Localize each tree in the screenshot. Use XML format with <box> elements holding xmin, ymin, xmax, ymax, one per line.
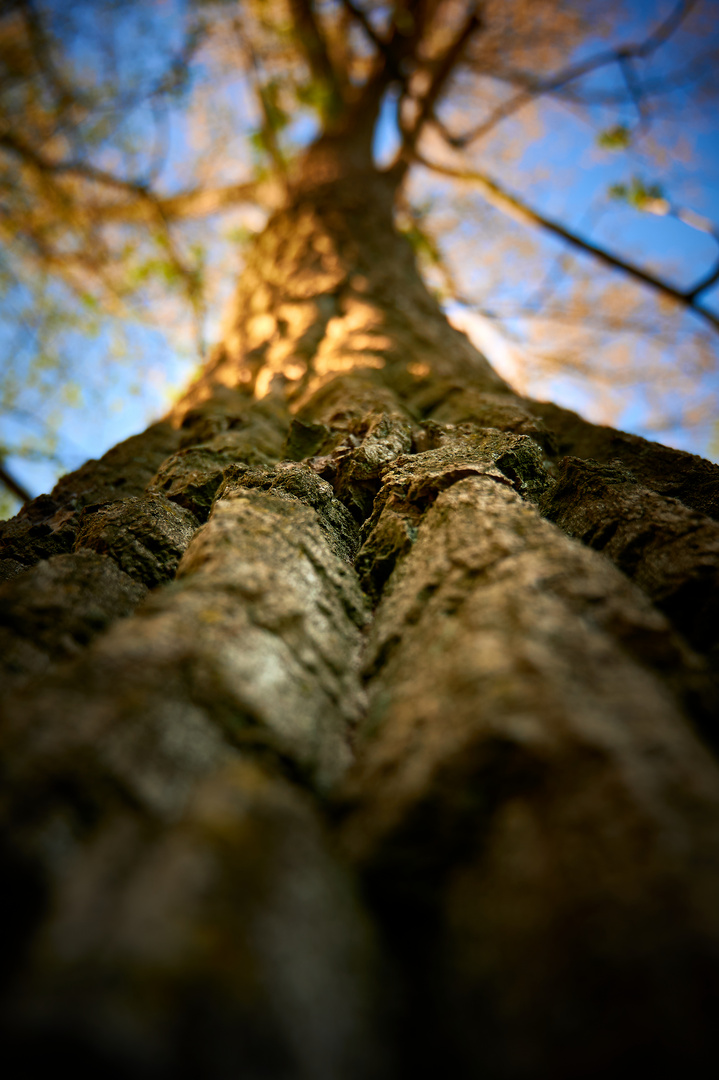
<box><xmin>2</xmin><ymin>0</ymin><xmax>718</xmax><ymax>500</ymax></box>
<box><xmin>2</xmin><ymin>1</ymin><xmax>719</xmax><ymax>1076</ymax></box>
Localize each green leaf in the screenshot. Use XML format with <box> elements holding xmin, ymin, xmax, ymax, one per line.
<box><xmin>62</xmin><ymin>382</ymin><xmax>83</xmax><ymax>407</ymax></box>
<box><xmin>295</xmin><ymin>80</ymin><xmax>335</xmax><ymax>120</ymax></box>
<box><xmin>598</xmin><ymin>125</ymin><xmax>632</xmax><ymax>150</ymax></box>
<box><xmin>608</xmin><ymin>176</ymin><xmax>665</xmax><ymax>209</ymax></box>
<box><xmin>400</xmin><ymin>224</ymin><xmax>441</xmax><ymax>266</ymax></box>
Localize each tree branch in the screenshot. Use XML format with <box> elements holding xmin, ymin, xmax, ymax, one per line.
<box><xmin>19</xmin><ymin>0</ymin><xmax>75</xmax><ymax>114</ymax></box>
<box><xmin>0</xmin><ymin>130</ymin><xmax>217</xmax><ymax>350</ymax></box>
<box><xmin>232</xmin><ymin>18</ymin><xmax>289</xmax><ymax>185</ymax></box>
<box><xmin>288</xmin><ymin>0</ymin><xmax>344</xmax><ymax>118</ymax></box>
<box><xmin>387</xmin><ymin>2</ymin><xmax>482</xmax><ymax>187</ymax></box>
<box><xmin>613</xmin><ymin>192</ymin><xmax>719</xmax><ymax>300</ymax></box>
<box><xmin>446</xmin><ymin>0</ymin><xmax>699</xmax><ymax>148</ymax></box>
<box><xmin>414</xmin><ymin>153</ymin><xmax>719</xmax><ymax>334</ymax></box>
<box><xmin>0</xmin><ymin>127</ymin><xmax>277</xmax><ymax>216</ymax></box>
<box><xmin>686</xmin><ymin>258</ymin><xmax>719</xmax><ymax>301</ymax></box>
<box><xmin>339</xmin><ymin>0</ymin><xmax>388</xmax><ymax>54</ymax></box>
<box><xmin>145</xmin><ymin>181</ymin><xmax>280</xmax><ymax>219</ymax></box>
<box><xmin>0</xmin><ymin>131</ymin><xmax>154</xmax><ymax>200</ymax></box>
<box><xmin>0</xmin><ymin>461</ymin><xmax>31</xmax><ymax>505</ymax></box>
<box><xmin>401</xmin><ymin>4</ymin><xmax>482</xmax><ymax>152</ymax></box>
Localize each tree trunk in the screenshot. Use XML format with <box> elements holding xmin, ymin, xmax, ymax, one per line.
<box><xmin>2</xmin><ymin>143</ymin><xmax>719</xmax><ymax>1079</ymax></box>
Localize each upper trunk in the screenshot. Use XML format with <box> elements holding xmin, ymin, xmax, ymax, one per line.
<box><xmin>181</xmin><ymin>148</ymin><xmax>507</xmax><ymax>419</ymax></box>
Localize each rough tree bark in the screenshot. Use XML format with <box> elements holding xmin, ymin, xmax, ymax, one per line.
<box><xmin>2</xmin><ymin>127</ymin><xmax>719</xmax><ymax>1080</ymax></box>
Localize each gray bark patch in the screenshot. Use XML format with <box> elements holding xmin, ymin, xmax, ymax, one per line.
<box><xmin>218</xmin><ymin>461</ymin><xmax>361</xmax><ymax>562</ymax></box>
<box><xmin>147</xmin><ymin>445</ymin><xmax>264</xmax><ymax>522</ymax></box>
<box><xmin>75</xmin><ymin>494</ymin><xmax>199</xmax><ymax>588</ymax></box>
<box><xmin>356</xmin><ymin>429</ymin><xmax>550</xmax><ymax>602</ymax></box>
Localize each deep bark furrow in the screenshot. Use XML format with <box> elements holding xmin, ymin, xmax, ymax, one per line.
<box><xmin>355</xmin><ymin>426</ymin><xmax>549</xmax><ymax>603</ymax></box>
<box><xmin>0</xmin><ymin>398</ymin><xmax>290</xmax><ymax>679</ymax></box>
<box><xmin>216</xmin><ymin>461</ymin><xmax>362</xmax><ymax>564</ymax></box>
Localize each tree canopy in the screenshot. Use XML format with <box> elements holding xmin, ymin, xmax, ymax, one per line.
<box><xmin>1</xmin><ymin>0</ymin><xmax>718</xmax><ymax>515</ymax></box>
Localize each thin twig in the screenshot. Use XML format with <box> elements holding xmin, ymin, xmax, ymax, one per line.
<box><xmin>446</xmin><ymin>0</ymin><xmax>699</xmax><ymax>148</ymax></box>
<box><xmin>400</xmin><ymin>4</ymin><xmax>482</xmax><ymax>156</ymax></box>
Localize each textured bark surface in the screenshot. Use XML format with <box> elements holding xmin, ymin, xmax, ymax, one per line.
<box><xmin>0</xmin><ymin>421</ymin><xmax>182</xmax><ymax>583</ymax></box>
<box><xmin>342</xmin><ymin>473</ymin><xmax>719</xmax><ymax>1077</ymax></box>
<box><xmin>529</xmin><ymin>398</ymin><xmax>719</xmax><ymax>521</ymax></box>
<box><xmin>0</xmin><ymin>552</ymin><xmax>147</xmax><ymax>688</ymax></box>
<box><xmin>2</xmin><ymin>148</ymin><xmax>719</xmax><ymax>1078</ymax></box>
<box><xmin>539</xmin><ymin>457</ymin><xmax>719</xmax><ymax>668</ymax></box>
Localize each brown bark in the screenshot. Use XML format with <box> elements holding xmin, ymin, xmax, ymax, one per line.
<box><xmin>2</xmin><ymin>142</ymin><xmax>719</xmax><ymax>1078</ymax></box>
